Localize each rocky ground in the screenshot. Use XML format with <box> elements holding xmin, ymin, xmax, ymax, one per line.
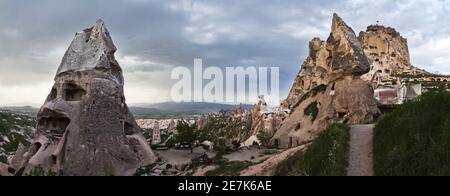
<box><xmin>148</xmin><ymin>147</ymin><xmax>278</xmax><ymax>176</ymax></box>
<box><xmin>223</xmin><ymin>148</ymin><xmax>275</xmax><ymax>163</ymax></box>
<box><xmin>240</xmin><ymin>145</ymin><xmax>307</xmax><ymax>176</ymax></box>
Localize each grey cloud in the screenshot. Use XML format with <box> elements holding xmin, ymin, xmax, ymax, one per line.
<box><xmin>0</xmin><ymin>0</ymin><xmax>449</xmax><ymax>105</ymax></box>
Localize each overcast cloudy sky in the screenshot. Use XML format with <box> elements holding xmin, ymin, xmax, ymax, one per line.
<box><xmin>0</xmin><ymin>0</ymin><xmax>449</xmax><ymax>106</ymax></box>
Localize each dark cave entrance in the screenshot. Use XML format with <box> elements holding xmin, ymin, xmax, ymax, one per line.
<box><xmin>121</xmin><ymin>121</ymin><xmax>134</xmax><ymax>135</ymax></box>
<box><xmin>38</xmin><ymin>117</ymin><xmax>71</xmax><ymax>136</ymax></box>
<box><xmin>63</xmin><ymin>83</ymin><xmax>86</xmax><ymax>101</ymax></box>
<box><xmin>28</xmin><ymin>142</ymin><xmax>42</xmax><ymax>158</ymax></box>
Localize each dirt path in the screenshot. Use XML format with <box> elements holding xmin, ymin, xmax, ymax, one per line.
<box><xmin>347</xmin><ymin>124</ymin><xmax>374</xmax><ymax>176</ymax></box>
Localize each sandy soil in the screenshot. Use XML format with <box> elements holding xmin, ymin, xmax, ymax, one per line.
<box><xmin>347</xmin><ymin>124</ymin><xmax>374</xmax><ymax>176</ymax></box>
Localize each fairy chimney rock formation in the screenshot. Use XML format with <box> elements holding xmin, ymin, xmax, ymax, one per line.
<box><xmin>358</xmin><ymin>25</ymin><xmax>427</xmax><ymax>83</ymax></box>
<box><xmin>274</xmin><ymin>14</ymin><xmax>380</xmax><ymax>148</ymax></box>
<box><xmin>359</xmin><ymin>25</ymin><xmax>410</xmax><ymax>67</ymax></box>
<box><xmin>286</xmin><ymin>14</ymin><xmax>371</xmax><ymax>106</ymax></box>
<box><xmin>327</xmin><ymin>14</ymin><xmax>370</xmax><ymax>78</ymax></box>
<box><xmin>13</xmin><ymin>20</ymin><xmax>156</xmax><ymax>176</ymax></box>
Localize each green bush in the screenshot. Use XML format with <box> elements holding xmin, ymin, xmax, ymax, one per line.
<box><xmin>304</xmin><ymin>101</ymin><xmax>319</xmax><ymax>121</ymax></box>
<box><xmin>373</xmin><ymin>91</ymin><xmax>450</xmax><ymax>176</ymax></box>
<box><xmin>292</xmin><ymin>84</ymin><xmax>327</xmax><ymax>110</ymax></box>
<box><xmin>275</xmin><ymin>123</ymin><xmax>350</xmax><ymax>176</ymax></box>
<box><xmin>198</xmin><ymin>111</ymin><xmax>245</xmax><ymax>151</ymax></box>
<box><xmin>173</xmin><ymin>120</ymin><xmax>198</xmax><ymax>147</ymax></box>
<box><xmin>26</xmin><ymin>165</ymin><xmax>59</xmax><ymax>176</ymax></box>
<box><xmin>257</xmin><ymin>131</ymin><xmax>273</xmax><ymax>147</ymax></box>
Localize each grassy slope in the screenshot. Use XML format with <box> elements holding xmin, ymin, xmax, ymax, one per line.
<box><xmin>275</xmin><ymin>123</ymin><xmax>350</xmax><ymax>176</ymax></box>
<box><xmin>373</xmin><ymin>91</ymin><xmax>450</xmax><ymax>176</ymax></box>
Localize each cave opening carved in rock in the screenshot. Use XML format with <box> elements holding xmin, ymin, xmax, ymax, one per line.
<box><xmin>121</xmin><ymin>121</ymin><xmax>135</xmax><ymax>135</ymax></box>
<box><xmin>63</xmin><ymin>83</ymin><xmax>86</xmax><ymax>101</ymax></box>
<box><xmin>38</xmin><ymin>117</ymin><xmax>71</xmax><ymax>137</ymax></box>
<box><xmin>28</xmin><ymin>142</ymin><xmax>42</xmax><ymax>158</ymax></box>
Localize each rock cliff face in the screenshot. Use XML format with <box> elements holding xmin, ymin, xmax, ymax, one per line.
<box><xmin>285</xmin><ymin>38</ymin><xmax>329</xmax><ymax>106</ymax></box>
<box><xmin>286</xmin><ymin>14</ymin><xmax>371</xmax><ymax>106</ymax></box>
<box><xmin>12</xmin><ymin>20</ymin><xmax>156</xmax><ymax>176</ymax></box>
<box><xmin>273</xmin><ymin>14</ymin><xmax>380</xmax><ymax>148</ymax></box>
<box><xmin>327</xmin><ymin>14</ymin><xmax>370</xmax><ymax>78</ymax></box>
<box><xmin>357</xmin><ymin>25</ymin><xmax>450</xmax><ymax>104</ymax></box>
<box><xmin>359</xmin><ymin>25</ymin><xmax>427</xmax><ymax>84</ymax></box>
<box><xmin>230</xmin><ymin>96</ymin><xmax>285</xmax><ymax>146</ymax></box>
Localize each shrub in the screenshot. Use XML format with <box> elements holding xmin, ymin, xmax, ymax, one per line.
<box><xmin>304</xmin><ymin>101</ymin><xmax>319</xmax><ymax>121</ymax></box>
<box><xmin>275</xmin><ymin>123</ymin><xmax>350</xmax><ymax>176</ymax></box>
<box><xmin>198</xmin><ymin>111</ymin><xmax>245</xmax><ymax>151</ymax></box>
<box><xmin>205</xmin><ymin>161</ymin><xmax>253</xmax><ymax>176</ymax></box>
<box><xmin>257</xmin><ymin>131</ymin><xmax>273</xmax><ymax>147</ymax></box>
<box><xmin>292</xmin><ymin>84</ymin><xmax>327</xmax><ymax>110</ymax></box>
<box><xmin>26</xmin><ymin>166</ymin><xmax>59</xmax><ymax>176</ymax></box>
<box><xmin>173</xmin><ymin>120</ymin><xmax>198</xmax><ymax>147</ymax></box>
<box><xmin>373</xmin><ymin>91</ymin><xmax>450</xmax><ymax>176</ymax></box>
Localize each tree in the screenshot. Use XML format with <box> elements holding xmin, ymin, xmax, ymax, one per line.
<box><xmin>257</xmin><ymin>131</ymin><xmax>273</xmax><ymax>147</ymax></box>
<box><xmin>173</xmin><ymin>120</ymin><xmax>198</xmax><ymax>152</ymax></box>
<box><xmin>197</xmin><ymin>111</ymin><xmax>245</xmax><ymax>153</ymax></box>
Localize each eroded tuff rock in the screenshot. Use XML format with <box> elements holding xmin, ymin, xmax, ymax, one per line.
<box><xmin>12</xmin><ymin>20</ymin><xmax>156</xmax><ymax>176</ymax></box>
<box><xmin>327</xmin><ymin>14</ymin><xmax>370</xmax><ymax>79</ymax></box>
<box><xmin>359</xmin><ymin>25</ymin><xmax>426</xmax><ymax>84</ymax></box>
<box><xmin>286</xmin><ymin>38</ymin><xmax>330</xmax><ymax>106</ymax></box>
<box><xmin>0</xmin><ymin>162</ymin><xmax>13</xmax><ymax>176</ymax></box>
<box><xmin>231</xmin><ymin>96</ymin><xmax>285</xmax><ymax>146</ymax></box>
<box><xmin>286</xmin><ymin>14</ymin><xmax>370</xmax><ymax>106</ymax></box>
<box><xmin>273</xmin><ymin>14</ymin><xmax>380</xmax><ymax>148</ymax></box>
<box><xmin>357</xmin><ymin>25</ymin><xmax>450</xmax><ymax>103</ymax></box>
<box><xmin>274</xmin><ymin>77</ymin><xmax>379</xmax><ymax>148</ymax></box>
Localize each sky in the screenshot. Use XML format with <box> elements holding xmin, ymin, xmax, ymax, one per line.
<box><xmin>0</xmin><ymin>0</ymin><xmax>449</xmax><ymax>106</ymax></box>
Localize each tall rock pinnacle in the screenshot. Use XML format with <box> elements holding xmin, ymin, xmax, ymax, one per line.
<box><xmin>274</xmin><ymin>14</ymin><xmax>379</xmax><ymax>148</ymax></box>
<box><xmin>12</xmin><ymin>20</ymin><xmax>156</xmax><ymax>176</ymax></box>
<box><xmin>327</xmin><ymin>13</ymin><xmax>370</xmax><ymax>78</ymax></box>
<box><xmin>57</xmin><ymin>19</ymin><xmax>123</xmax><ymax>84</ymax></box>
<box><xmin>286</xmin><ymin>13</ymin><xmax>372</xmax><ymax>106</ymax></box>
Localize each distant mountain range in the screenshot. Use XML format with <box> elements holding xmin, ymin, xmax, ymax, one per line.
<box><xmin>0</xmin><ymin>106</ymin><xmax>39</xmax><ymax>115</ymax></box>
<box><xmin>0</xmin><ymin>102</ymin><xmax>254</xmax><ymax>119</ymax></box>
<box><xmin>132</xmin><ymin>102</ymin><xmax>253</xmax><ymax>113</ymax></box>
<box><xmin>129</xmin><ymin>102</ymin><xmax>253</xmax><ymax>119</ymax></box>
